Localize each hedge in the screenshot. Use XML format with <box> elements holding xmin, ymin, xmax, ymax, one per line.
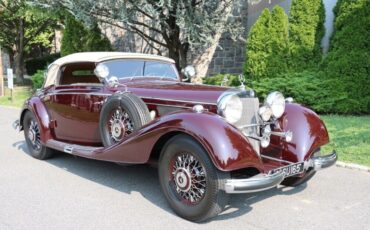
<box><xmin>203</xmin><ymin>72</ymin><xmax>369</xmax><ymax>115</ymax></box>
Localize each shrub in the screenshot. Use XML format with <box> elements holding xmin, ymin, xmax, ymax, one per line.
<box><xmin>31</xmin><ymin>70</ymin><xmax>45</xmax><ymax>90</ymax></box>
<box><xmin>204</xmin><ymin>71</ymin><xmax>369</xmax><ymax>115</ymax></box>
<box><xmin>203</xmin><ymin>74</ymin><xmax>239</xmax><ymax>87</ymax></box>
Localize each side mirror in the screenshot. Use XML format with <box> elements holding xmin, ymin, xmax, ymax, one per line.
<box><xmin>181</xmin><ymin>65</ymin><xmax>196</xmax><ymax>82</ymax></box>
<box><xmin>107</xmin><ymin>76</ymin><xmax>119</xmax><ymax>88</ymax></box>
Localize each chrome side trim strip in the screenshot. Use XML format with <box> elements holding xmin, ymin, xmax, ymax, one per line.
<box><xmin>140</xmin><ymin>96</ymin><xmax>217</xmax><ymax>105</ymax></box>
<box><xmin>145</xmin><ymin>103</ymin><xmax>191</xmax><ymax>109</ymax></box>
<box><xmin>48</xmin><ymin>92</ymin><xmax>111</xmax><ymax>96</ymax></box>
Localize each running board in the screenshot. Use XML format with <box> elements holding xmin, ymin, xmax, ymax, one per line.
<box><xmin>46</xmin><ymin>139</ymin><xmax>104</xmax><ymax>155</ymax></box>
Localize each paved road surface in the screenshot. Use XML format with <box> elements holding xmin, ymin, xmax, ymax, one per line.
<box><xmin>0</xmin><ymin>106</ymin><xmax>369</xmax><ymax>230</ymax></box>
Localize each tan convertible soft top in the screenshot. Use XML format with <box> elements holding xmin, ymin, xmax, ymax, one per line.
<box><xmin>52</xmin><ymin>52</ymin><xmax>175</xmax><ymax>66</ymax></box>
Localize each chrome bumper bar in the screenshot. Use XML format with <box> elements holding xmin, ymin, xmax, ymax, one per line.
<box><xmin>307</xmin><ymin>151</ymin><xmax>338</xmax><ymax>170</ymax></box>
<box><xmin>224</xmin><ymin>171</ymin><xmax>285</xmax><ymax>194</ymax></box>
<box><xmin>12</xmin><ymin>119</ymin><xmax>20</xmax><ymax>131</ymax></box>
<box><xmin>224</xmin><ymin>151</ymin><xmax>337</xmax><ymax>194</ymax></box>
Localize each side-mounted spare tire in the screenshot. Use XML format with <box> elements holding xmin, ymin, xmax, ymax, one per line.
<box><xmin>99</xmin><ymin>93</ymin><xmax>151</xmax><ymax>147</ymax></box>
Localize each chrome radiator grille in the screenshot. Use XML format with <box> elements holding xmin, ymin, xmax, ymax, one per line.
<box><xmin>234</xmin><ymin>97</ymin><xmax>260</xmax><ymax>155</ymax></box>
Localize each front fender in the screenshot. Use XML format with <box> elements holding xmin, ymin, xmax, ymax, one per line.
<box><xmin>102</xmin><ymin>110</ymin><xmax>264</xmax><ymax>172</ymax></box>
<box><xmin>274</xmin><ymin>103</ymin><xmax>329</xmax><ymax>162</ymax></box>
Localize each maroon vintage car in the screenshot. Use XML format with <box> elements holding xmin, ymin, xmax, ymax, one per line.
<box><xmin>13</xmin><ymin>52</ymin><xmax>337</xmax><ymax>222</ymax></box>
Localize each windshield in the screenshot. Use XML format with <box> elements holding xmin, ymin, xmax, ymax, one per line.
<box><xmin>99</xmin><ymin>59</ymin><xmax>178</xmax><ymax>79</ymax></box>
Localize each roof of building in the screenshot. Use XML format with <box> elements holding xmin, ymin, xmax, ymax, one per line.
<box><xmin>52</xmin><ymin>52</ymin><xmax>175</xmax><ymax>66</ymax></box>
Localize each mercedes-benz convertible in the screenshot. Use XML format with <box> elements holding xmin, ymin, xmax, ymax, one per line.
<box><xmin>13</xmin><ymin>52</ymin><xmax>337</xmax><ymax>222</ymax></box>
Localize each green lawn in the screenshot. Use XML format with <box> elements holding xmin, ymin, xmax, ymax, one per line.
<box><xmin>0</xmin><ymin>86</ymin><xmax>32</xmax><ymax>108</ymax></box>
<box><xmin>321</xmin><ymin>115</ymin><xmax>370</xmax><ymax>167</ymax></box>
<box><xmin>1</xmin><ymin>87</ymin><xmax>369</xmax><ymax>166</ymax></box>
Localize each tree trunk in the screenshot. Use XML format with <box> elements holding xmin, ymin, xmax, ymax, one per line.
<box><xmin>166</xmin><ymin>34</ymin><xmax>188</xmax><ymax>71</ymax></box>
<box><xmin>165</xmin><ymin>2</ymin><xmax>189</xmax><ymax>72</ymax></box>
<box><xmin>15</xmin><ymin>19</ymin><xmax>25</xmax><ymax>83</ymax></box>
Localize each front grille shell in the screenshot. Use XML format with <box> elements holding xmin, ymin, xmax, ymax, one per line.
<box><xmin>234</xmin><ymin>97</ymin><xmax>260</xmax><ymax>155</ymax></box>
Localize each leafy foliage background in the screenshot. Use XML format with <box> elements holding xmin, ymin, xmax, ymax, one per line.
<box><xmin>207</xmin><ymin>0</ymin><xmax>369</xmax><ymax>114</ymax></box>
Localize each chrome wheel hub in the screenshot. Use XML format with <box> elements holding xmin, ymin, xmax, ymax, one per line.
<box><xmin>108</xmin><ymin>107</ymin><xmax>134</xmax><ymax>142</ymax></box>
<box><xmin>111</xmin><ymin>120</ymin><xmax>125</xmax><ymax>141</ymax></box>
<box><xmin>171</xmin><ymin>153</ymin><xmax>206</xmax><ymax>204</ymax></box>
<box><xmin>174</xmin><ymin>168</ymin><xmax>191</xmax><ymax>192</ymax></box>
<box><xmin>28</xmin><ymin>129</ymin><xmax>36</xmax><ymax>142</ymax></box>
<box><xmin>28</xmin><ymin>120</ymin><xmax>41</xmax><ymax>150</ymax></box>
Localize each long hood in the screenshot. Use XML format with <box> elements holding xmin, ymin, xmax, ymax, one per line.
<box><xmin>122</xmin><ymin>78</ymin><xmax>229</xmax><ymax>105</ymax></box>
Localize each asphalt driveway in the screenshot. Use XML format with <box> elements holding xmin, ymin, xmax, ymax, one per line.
<box><xmin>0</xmin><ymin>106</ymin><xmax>369</xmax><ymax>230</ymax></box>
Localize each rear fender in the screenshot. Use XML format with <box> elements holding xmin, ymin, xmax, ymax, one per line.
<box><xmin>102</xmin><ymin>110</ymin><xmax>264</xmax><ymax>172</ymax></box>
<box><xmin>20</xmin><ymin>97</ymin><xmax>53</xmax><ymax>144</ymax></box>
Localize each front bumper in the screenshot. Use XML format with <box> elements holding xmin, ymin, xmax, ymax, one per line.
<box><xmin>306</xmin><ymin>150</ymin><xmax>338</xmax><ymax>170</ymax></box>
<box><xmin>224</xmin><ymin>171</ymin><xmax>285</xmax><ymax>194</ymax></box>
<box><xmin>224</xmin><ymin>150</ymin><xmax>338</xmax><ymax>194</ymax></box>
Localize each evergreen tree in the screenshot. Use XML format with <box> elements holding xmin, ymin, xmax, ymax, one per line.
<box><xmin>244</xmin><ymin>9</ymin><xmax>271</xmax><ymax>79</ymax></box>
<box><xmin>61</xmin><ymin>15</ymin><xmax>112</xmax><ymax>56</ymax></box>
<box><xmin>289</xmin><ymin>0</ymin><xmax>325</xmax><ymax>70</ymax></box>
<box><xmin>85</xmin><ymin>23</ymin><xmax>112</xmax><ymax>52</ymax></box>
<box><xmin>244</xmin><ymin>7</ymin><xmax>289</xmax><ymax>79</ymax></box>
<box><xmin>322</xmin><ymin>0</ymin><xmax>370</xmax><ymax>113</ymax></box>
<box><xmin>61</xmin><ymin>15</ymin><xmax>87</xmax><ymax>56</ymax></box>
<box><xmin>268</xmin><ymin>6</ymin><xmax>290</xmax><ymax>76</ymax></box>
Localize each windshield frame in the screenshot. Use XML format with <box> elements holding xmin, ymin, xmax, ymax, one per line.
<box><xmin>96</xmin><ymin>58</ymin><xmax>180</xmax><ymax>81</ymax></box>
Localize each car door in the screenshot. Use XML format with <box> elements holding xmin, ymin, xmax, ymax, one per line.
<box><xmin>43</xmin><ymin>62</ymin><xmax>108</xmax><ymax>145</ymax></box>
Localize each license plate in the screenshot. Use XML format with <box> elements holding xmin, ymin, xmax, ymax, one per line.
<box><xmin>270</xmin><ymin>162</ymin><xmax>304</xmax><ymax>178</ymax></box>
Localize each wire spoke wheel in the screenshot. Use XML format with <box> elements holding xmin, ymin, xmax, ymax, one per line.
<box><xmin>27</xmin><ymin>119</ymin><xmax>42</xmax><ymax>151</ymax></box>
<box><xmin>107</xmin><ymin>107</ymin><xmax>134</xmax><ymax>143</ymax></box>
<box><xmin>23</xmin><ymin>111</ymin><xmax>54</xmax><ymax>160</ymax></box>
<box><xmin>170</xmin><ymin>152</ymin><xmax>207</xmax><ymax>205</ymax></box>
<box><xmin>159</xmin><ymin>135</ymin><xmax>230</xmax><ymax>222</ymax></box>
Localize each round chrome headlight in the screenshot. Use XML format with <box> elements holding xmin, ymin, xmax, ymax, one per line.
<box><xmin>265</xmin><ymin>91</ymin><xmax>285</xmax><ymax>118</ymax></box>
<box><xmin>217</xmin><ymin>93</ymin><xmax>243</xmax><ymax>124</ymax></box>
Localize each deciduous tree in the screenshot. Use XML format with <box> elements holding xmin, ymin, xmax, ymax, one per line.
<box><xmin>0</xmin><ymin>0</ymin><xmax>59</xmax><ymax>82</ymax></box>
<box><xmin>33</xmin><ymin>0</ymin><xmax>243</xmax><ymax>71</ymax></box>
